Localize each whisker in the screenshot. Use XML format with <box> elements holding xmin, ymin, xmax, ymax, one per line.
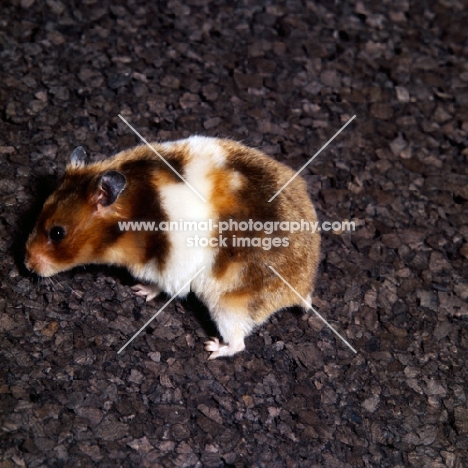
<box><xmin>44</xmin><ymin>277</ymin><xmax>53</xmax><ymax>290</ymax></box>
<box><xmin>67</xmin><ymin>284</ymin><xmax>82</xmax><ymax>298</ymax></box>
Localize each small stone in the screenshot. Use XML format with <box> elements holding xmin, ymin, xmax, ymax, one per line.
<box><xmin>148</xmin><ymin>351</ymin><xmax>161</xmax><ymax>362</ymax></box>
<box><xmin>46</xmin><ymin>0</ymin><xmax>65</xmax><ymax>15</ymax></box>
<box><xmin>429</xmin><ymin>251</ymin><xmax>451</xmax><ymax>273</ymax></box>
<box><xmin>362</xmin><ymin>395</ymin><xmax>380</xmax><ymax>412</ymax></box>
<box><xmin>161</xmin><ymin>75</ymin><xmax>181</xmax><ymax>89</ymax></box>
<box><xmin>179</xmin><ymin>92</ymin><xmax>199</xmax><ymax>109</ymax></box>
<box><xmin>128</xmin><ymin>436</ymin><xmax>154</xmax><ymax>453</ymax></box>
<box><xmin>395</xmin><ymin>86</ymin><xmax>410</xmax><ymax>102</ymax></box>
<box><xmin>203</xmin><ymin>117</ymin><xmax>221</xmax><ymax>130</ymax></box>
<box><xmin>197</xmin><ymin>404</ymin><xmax>223</xmax><ymax>424</ymax></box>
<box><xmin>75</xmin><ymin>407</ymin><xmax>103</xmax><ymax>426</ymax></box>
<box><xmin>129</xmin><ymin>369</ymin><xmax>144</xmax><ymax>385</ymax></box>
<box><xmin>0</xmin><ymin>146</ymin><xmax>15</xmax><ymax>154</ymax></box>
<box><xmin>41</xmin><ymin>321</ymin><xmax>59</xmax><ymax>337</ymax></box>
<box><xmin>364</xmin><ymin>290</ymin><xmax>377</xmax><ymax>308</ymax></box>
<box><xmin>389</xmin><ymin>134</ymin><xmax>407</xmax><ymax>156</ymax></box>
<box><xmin>433</xmin><ymin>321</ymin><xmax>453</xmax><ymax>340</ymax></box>
<box><xmin>78</xmin><ymin>443</ymin><xmax>103</xmax><ymax>462</ymax></box>
<box><xmin>416</xmin><ymin>290</ymin><xmax>438</xmax><ymax>311</ymax></box>
<box><xmin>94</xmin><ymin>420</ymin><xmax>128</xmax><ymax>440</ymax></box>
<box><xmin>454</xmin><ymin>281</ymin><xmax>468</xmax><ymax>300</ymax></box>
<box><xmin>320</xmin><ymin>70</ymin><xmax>340</xmax><ymax>87</ymax></box>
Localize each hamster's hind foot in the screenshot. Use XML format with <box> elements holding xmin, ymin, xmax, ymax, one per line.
<box><xmin>131</xmin><ymin>284</ymin><xmax>161</xmax><ymax>301</ymax></box>
<box><xmin>204</xmin><ymin>337</ymin><xmax>246</xmax><ymax>360</ymax></box>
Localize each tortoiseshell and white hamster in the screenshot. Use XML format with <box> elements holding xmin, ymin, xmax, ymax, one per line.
<box><xmin>25</xmin><ymin>136</ymin><xmax>320</xmax><ymax>359</ymax></box>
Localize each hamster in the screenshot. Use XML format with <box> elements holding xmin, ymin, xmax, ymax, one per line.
<box><xmin>25</xmin><ymin>136</ymin><xmax>320</xmax><ymax>359</ymax></box>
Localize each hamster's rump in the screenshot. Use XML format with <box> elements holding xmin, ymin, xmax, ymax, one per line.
<box><xmin>25</xmin><ymin>136</ymin><xmax>320</xmax><ymax>359</ymax></box>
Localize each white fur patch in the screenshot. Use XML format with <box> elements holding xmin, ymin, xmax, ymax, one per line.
<box><xmin>212</xmin><ymin>305</ymin><xmax>255</xmax><ymax>337</ymax></box>
<box><xmin>154</xmin><ymin>136</ymin><xmax>227</xmax><ymax>296</ymax></box>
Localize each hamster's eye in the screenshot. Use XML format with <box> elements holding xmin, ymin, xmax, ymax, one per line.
<box><xmin>49</xmin><ymin>226</ymin><xmax>66</xmax><ymax>243</ymax></box>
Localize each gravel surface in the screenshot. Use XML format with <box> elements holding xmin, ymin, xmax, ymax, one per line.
<box><xmin>1</xmin><ymin>0</ymin><xmax>468</xmax><ymax>467</ymax></box>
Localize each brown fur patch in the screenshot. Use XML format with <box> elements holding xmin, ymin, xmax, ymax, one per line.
<box><xmin>210</xmin><ymin>139</ymin><xmax>320</xmax><ymax>323</ymax></box>
<box><xmin>26</xmin><ymin>148</ymin><xmax>173</xmax><ymax>276</ymax></box>
<box><xmin>208</xmin><ymin>168</ymin><xmax>246</xmax><ymax>219</ymax></box>
<box><xmin>115</xmin><ymin>142</ymin><xmax>190</xmax><ymax>183</ymax></box>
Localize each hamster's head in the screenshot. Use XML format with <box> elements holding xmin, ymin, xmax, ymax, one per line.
<box><xmin>25</xmin><ymin>147</ymin><xmax>128</xmax><ymax>277</ymax></box>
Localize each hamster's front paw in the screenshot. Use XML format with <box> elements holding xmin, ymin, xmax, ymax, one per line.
<box><xmin>131</xmin><ymin>284</ymin><xmax>161</xmax><ymax>301</ymax></box>
<box><xmin>204</xmin><ymin>337</ymin><xmax>246</xmax><ymax>360</ymax></box>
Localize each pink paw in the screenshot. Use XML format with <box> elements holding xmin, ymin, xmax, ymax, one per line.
<box><xmin>204</xmin><ymin>337</ymin><xmax>245</xmax><ymax>360</ymax></box>
<box><xmin>131</xmin><ymin>284</ymin><xmax>161</xmax><ymax>302</ymax></box>
<box><xmin>204</xmin><ymin>337</ymin><xmax>224</xmax><ymax>360</ymax></box>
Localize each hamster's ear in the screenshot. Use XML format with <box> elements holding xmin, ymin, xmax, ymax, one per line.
<box><xmin>69</xmin><ymin>146</ymin><xmax>87</xmax><ymax>167</ymax></box>
<box><xmin>96</xmin><ymin>170</ymin><xmax>126</xmax><ymax>206</ymax></box>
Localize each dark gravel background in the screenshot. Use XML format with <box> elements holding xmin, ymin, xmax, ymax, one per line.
<box><xmin>1</xmin><ymin>0</ymin><xmax>468</xmax><ymax>467</ymax></box>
